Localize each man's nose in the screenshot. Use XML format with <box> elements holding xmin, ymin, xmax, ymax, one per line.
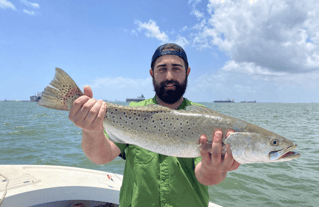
<box><xmin>165</xmin><ymin>71</ymin><xmax>174</xmax><ymax>80</ymax></box>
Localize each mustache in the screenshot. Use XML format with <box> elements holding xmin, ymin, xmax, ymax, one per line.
<box><xmin>159</xmin><ymin>80</ymin><xmax>180</xmax><ymax>88</ymax></box>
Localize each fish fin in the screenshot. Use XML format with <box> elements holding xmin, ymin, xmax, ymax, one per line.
<box><xmin>142</xmin><ymin>104</ymin><xmax>172</xmax><ymax>112</ymax></box>
<box><xmin>184</xmin><ymin>105</ymin><xmax>220</xmax><ymax>114</ymax></box>
<box><xmin>38</xmin><ymin>68</ymin><xmax>83</xmax><ymax>111</ymax></box>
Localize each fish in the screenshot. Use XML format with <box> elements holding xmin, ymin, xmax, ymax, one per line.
<box><xmin>38</xmin><ymin>68</ymin><xmax>300</xmax><ymax>164</ymax></box>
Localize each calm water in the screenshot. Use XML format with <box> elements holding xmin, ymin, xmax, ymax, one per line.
<box><xmin>0</xmin><ymin>101</ymin><xmax>318</xmax><ymax>206</ymax></box>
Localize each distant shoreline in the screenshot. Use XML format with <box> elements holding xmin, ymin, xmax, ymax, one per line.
<box><xmin>0</xmin><ymin>100</ymin><xmax>318</xmax><ymax>104</ymax></box>
<box><xmin>0</xmin><ymin>100</ymin><xmax>31</xmax><ymax>102</ymax></box>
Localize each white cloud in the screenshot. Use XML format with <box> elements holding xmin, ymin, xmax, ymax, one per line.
<box><xmin>180</xmin><ymin>26</ymin><xmax>188</xmax><ymax>32</ymax></box>
<box><xmin>134</xmin><ymin>19</ymin><xmax>190</xmax><ymax>48</ymax></box>
<box><xmin>175</xmin><ymin>36</ymin><xmax>189</xmax><ymax>48</ymax></box>
<box><xmin>191</xmin><ymin>0</ymin><xmax>319</xmax><ymax>79</ymax></box>
<box><xmin>23</xmin><ymin>9</ymin><xmax>35</xmax><ymax>15</ymax></box>
<box><xmin>0</xmin><ymin>0</ymin><xmax>16</xmax><ymax>10</ymax></box>
<box><xmin>20</xmin><ymin>0</ymin><xmax>39</xmax><ymax>9</ymax></box>
<box><xmin>191</xmin><ymin>9</ymin><xmax>204</xmax><ymax>20</ymax></box>
<box><xmin>189</xmin><ymin>0</ymin><xmax>204</xmax><ymax>20</ymax></box>
<box><xmin>135</xmin><ymin>20</ymin><xmax>169</xmax><ymax>42</ymax></box>
<box><xmin>186</xmin><ymin>68</ymin><xmax>319</xmax><ymax>103</ymax></box>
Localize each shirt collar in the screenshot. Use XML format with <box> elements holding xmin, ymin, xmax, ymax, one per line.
<box><xmin>152</xmin><ymin>95</ymin><xmax>188</xmax><ymax>110</ymax></box>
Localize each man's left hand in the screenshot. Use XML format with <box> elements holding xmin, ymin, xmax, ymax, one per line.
<box><xmin>195</xmin><ymin>129</ymin><xmax>240</xmax><ymax>185</ymax></box>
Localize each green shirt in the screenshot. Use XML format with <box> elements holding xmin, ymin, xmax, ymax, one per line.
<box><xmin>107</xmin><ymin>97</ymin><xmax>209</xmax><ymax>207</ymax></box>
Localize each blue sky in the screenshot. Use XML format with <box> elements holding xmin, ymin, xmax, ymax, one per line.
<box><xmin>1</xmin><ymin>0</ymin><xmax>318</xmax><ymax>103</ymax></box>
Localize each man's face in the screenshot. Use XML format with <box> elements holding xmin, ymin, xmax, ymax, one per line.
<box><xmin>151</xmin><ymin>55</ymin><xmax>189</xmax><ymax>104</ymax></box>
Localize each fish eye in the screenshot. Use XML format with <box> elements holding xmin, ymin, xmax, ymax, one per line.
<box><xmin>271</xmin><ymin>139</ymin><xmax>279</xmax><ymax>146</ymax></box>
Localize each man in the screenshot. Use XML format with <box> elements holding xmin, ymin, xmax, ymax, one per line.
<box><xmin>69</xmin><ymin>43</ymin><xmax>240</xmax><ymax>207</ymax></box>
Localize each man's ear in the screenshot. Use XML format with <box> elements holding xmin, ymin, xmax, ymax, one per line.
<box><xmin>187</xmin><ymin>67</ymin><xmax>191</xmax><ymax>76</ymax></box>
<box><xmin>150</xmin><ymin>68</ymin><xmax>153</xmax><ymax>77</ymax></box>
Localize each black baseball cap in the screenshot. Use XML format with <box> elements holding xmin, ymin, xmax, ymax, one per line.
<box><xmin>151</xmin><ymin>43</ymin><xmax>188</xmax><ymax>68</ymax></box>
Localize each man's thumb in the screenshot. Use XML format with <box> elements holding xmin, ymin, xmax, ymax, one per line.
<box><xmin>83</xmin><ymin>86</ymin><xmax>93</xmax><ymax>98</ymax></box>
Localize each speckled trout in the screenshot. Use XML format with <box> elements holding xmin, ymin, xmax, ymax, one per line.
<box><xmin>38</xmin><ymin>68</ymin><xmax>300</xmax><ymax>164</ymax></box>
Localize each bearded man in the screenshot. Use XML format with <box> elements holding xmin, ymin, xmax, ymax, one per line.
<box><xmin>69</xmin><ymin>43</ymin><xmax>240</xmax><ymax>207</ymax></box>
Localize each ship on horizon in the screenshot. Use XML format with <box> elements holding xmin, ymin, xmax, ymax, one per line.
<box><xmin>240</xmin><ymin>100</ymin><xmax>257</xmax><ymax>103</ymax></box>
<box><xmin>214</xmin><ymin>98</ymin><xmax>234</xmax><ymax>103</ymax></box>
<box><xmin>126</xmin><ymin>94</ymin><xmax>145</xmax><ymax>102</ymax></box>
<box><xmin>30</xmin><ymin>92</ymin><xmax>43</xmax><ymax>102</ymax></box>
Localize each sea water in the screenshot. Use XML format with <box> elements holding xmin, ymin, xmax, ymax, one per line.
<box><xmin>0</xmin><ymin>101</ymin><xmax>318</xmax><ymax>207</ymax></box>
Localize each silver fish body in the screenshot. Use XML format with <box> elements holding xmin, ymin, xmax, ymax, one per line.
<box><xmin>104</xmin><ymin>102</ymin><xmax>299</xmax><ymax>163</ymax></box>
<box><xmin>38</xmin><ymin>68</ymin><xmax>300</xmax><ymax>164</ymax></box>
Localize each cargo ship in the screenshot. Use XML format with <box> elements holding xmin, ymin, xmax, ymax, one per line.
<box><xmin>30</xmin><ymin>92</ymin><xmax>43</xmax><ymax>102</ymax></box>
<box><xmin>240</xmin><ymin>100</ymin><xmax>257</xmax><ymax>103</ymax></box>
<box><xmin>214</xmin><ymin>98</ymin><xmax>234</xmax><ymax>103</ymax></box>
<box><xmin>126</xmin><ymin>94</ymin><xmax>145</xmax><ymax>102</ymax></box>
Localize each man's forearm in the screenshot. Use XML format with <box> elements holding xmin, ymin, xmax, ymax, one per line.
<box><xmin>81</xmin><ymin>129</ymin><xmax>118</xmax><ymax>165</ymax></box>
<box><xmin>195</xmin><ymin>161</ymin><xmax>227</xmax><ymax>186</ymax></box>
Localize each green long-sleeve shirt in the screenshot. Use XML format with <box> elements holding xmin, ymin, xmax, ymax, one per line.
<box><xmin>106</xmin><ymin>96</ymin><xmax>209</xmax><ymax>207</ymax></box>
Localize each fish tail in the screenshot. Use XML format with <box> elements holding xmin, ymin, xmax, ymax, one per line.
<box><xmin>38</xmin><ymin>67</ymin><xmax>83</xmax><ymax>111</ymax></box>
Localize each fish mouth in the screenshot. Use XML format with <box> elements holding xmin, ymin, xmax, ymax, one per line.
<box><xmin>269</xmin><ymin>144</ymin><xmax>300</xmax><ymax>162</ymax></box>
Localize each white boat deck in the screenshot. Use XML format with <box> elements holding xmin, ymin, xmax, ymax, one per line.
<box><xmin>0</xmin><ymin>165</ymin><xmax>222</xmax><ymax>207</ymax></box>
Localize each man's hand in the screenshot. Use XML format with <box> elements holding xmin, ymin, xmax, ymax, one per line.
<box><xmin>195</xmin><ymin>129</ymin><xmax>241</xmax><ymax>186</ymax></box>
<box><xmin>68</xmin><ymin>86</ymin><xmax>107</xmax><ymax>134</ymax></box>
<box><xmin>68</xmin><ymin>86</ymin><xmax>120</xmax><ymax>165</ymax></box>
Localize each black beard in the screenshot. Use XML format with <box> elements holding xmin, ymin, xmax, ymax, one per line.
<box><xmin>153</xmin><ymin>77</ymin><xmax>188</xmax><ymax>104</ymax></box>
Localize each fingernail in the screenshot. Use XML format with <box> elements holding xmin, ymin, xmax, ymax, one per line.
<box><xmin>214</xmin><ymin>131</ymin><xmax>222</xmax><ymax>141</ymax></box>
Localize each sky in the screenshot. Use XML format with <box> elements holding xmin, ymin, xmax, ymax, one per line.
<box><xmin>1</xmin><ymin>0</ymin><xmax>318</xmax><ymax>103</ymax></box>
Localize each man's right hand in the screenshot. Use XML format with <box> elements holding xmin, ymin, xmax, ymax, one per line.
<box><xmin>68</xmin><ymin>86</ymin><xmax>107</xmax><ymax>133</ymax></box>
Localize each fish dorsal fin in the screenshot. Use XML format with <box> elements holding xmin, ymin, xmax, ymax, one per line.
<box><xmin>142</xmin><ymin>104</ymin><xmax>172</xmax><ymax>112</ymax></box>
<box><xmin>184</xmin><ymin>105</ymin><xmax>220</xmax><ymax>115</ymax></box>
